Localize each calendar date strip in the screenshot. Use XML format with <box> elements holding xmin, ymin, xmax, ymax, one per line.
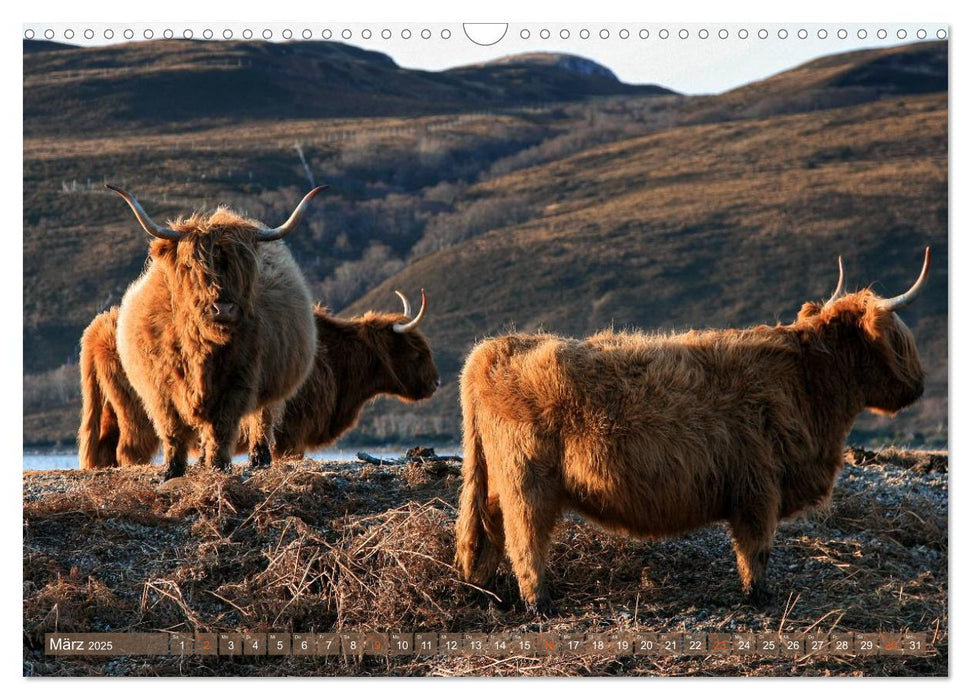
<box><xmin>44</xmin><ymin>631</ymin><xmax>933</xmax><ymax>657</ymax></box>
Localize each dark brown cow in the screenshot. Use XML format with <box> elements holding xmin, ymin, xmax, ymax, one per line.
<box><xmin>269</xmin><ymin>290</ymin><xmax>440</xmax><ymax>457</ymax></box>
<box><xmin>106</xmin><ymin>185</ymin><xmax>323</xmax><ymax>479</ymax></box>
<box><xmin>455</xmin><ymin>250</ymin><xmax>930</xmax><ymax>614</ymax></box>
<box><xmin>78</xmin><ymin>290</ymin><xmax>439</xmax><ymax>468</ymax></box>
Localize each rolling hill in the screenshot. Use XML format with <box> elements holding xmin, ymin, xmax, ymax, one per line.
<box><xmin>23</xmin><ymin>40</ymin><xmax>671</xmax><ymax>137</ymax></box>
<box><xmin>675</xmin><ymin>40</ymin><xmax>948</xmax><ymax>124</ymax></box>
<box><xmin>346</xmin><ymin>44</ymin><xmax>948</xmax><ymax>444</ymax></box>
<box><xmin>22</xmin><ymin>39</ymin><xmax>948</xmax><ymax>447</ymax></box>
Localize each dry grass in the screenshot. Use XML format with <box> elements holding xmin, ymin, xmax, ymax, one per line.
<box><xmin>23</xmin><ymin>447</ymin><xmax>947</xmax><ymax>677</ymax></box>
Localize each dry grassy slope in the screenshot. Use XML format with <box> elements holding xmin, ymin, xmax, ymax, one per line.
<box><xmin>349</xmin><ymin>94</ymin><xmax>947</xmax><ymax>440</ymax></box>
<box><xmin>23</xmin><ymin>39</ymin><xmax>669</xmax><ymax>137</ymax></box>
<box><xmin>681</xmin><ymin>41</ymin><xmax>947</xmax><ymax>123</ymax></box>
<box><xmin>732</xmin><ymin>40</ymin><xmax>947</xmax><ymax>97</ymax></box>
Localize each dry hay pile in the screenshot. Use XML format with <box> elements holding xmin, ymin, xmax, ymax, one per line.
<box><xmin>23</xmin><ymin>447</ymin><xmax>947</xmax><ymax>677</ymax></box>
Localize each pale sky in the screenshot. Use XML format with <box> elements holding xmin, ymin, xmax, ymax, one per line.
<box><xmin>23</xmin><ymin>22</ymin><xmax>948</xmax><ymax>95</ymax></box>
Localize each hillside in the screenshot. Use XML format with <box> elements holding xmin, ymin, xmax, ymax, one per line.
<box><xmin>474</xmin><ymin>52</ymin><xmax>619</xmax><ymax>78</ymax></box>
<box><xmin>23</xmin><ymin>40</ymin><xmax>948</xmax><ymax>447</ymax></box>
<box><xmin>443</xmin><ymin>52</ymin><xmax>652</xmax><ymax>101</ymax></box>
<box><xmin>682</xmin><ymin>40</ymin><xmax>948</xmax><ymax>123</ymax></box>
<box><xmin>23</xmin><ymin>39</ymin><xmax>670</xmax><ymax>137</ymax></box>
<box><xmin>347</xmin><ymin>54</ymin><xmax>948</xmax><ymax>444</ymax></box>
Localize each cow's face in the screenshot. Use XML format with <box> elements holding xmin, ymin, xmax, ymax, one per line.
<box><xmin>801</xmin><ymin>250</ymin><xmax>929</xmax><ymax>416</ymax></box>
<box><xmin>804</xmin><ymin>290</ymin><xmax>925</xmax><ymax>416</ymax></box>
<box><xmin>383</xmin><ymin>325</ymin><xmax>440</xmax><ymax>401</ymax></box>
<box><xmin>859</xmin><ymin>304</ymin><xmax>925</xmax><ymax>415</ymax></box>
<box><xmin>173</xmin><ymin>226</ymin><xmax>259</xmax><ymax>330</ymax></box>
<box><xmin>359</xmin><ymin>290</ymin><xmax>440</xmax><ymax>402</ymax></box>
<box><xmin>148</xmin><ymin>213</ymin><xmax>260</xmax><ymax>339</ymax></box>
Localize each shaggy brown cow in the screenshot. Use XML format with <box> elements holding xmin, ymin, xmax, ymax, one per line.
<box><xmin>77</xmin><ymin>290</ymin><xmax>439</xmax><ymax>468</ymax></box>
<box><xmin>269</xmin><ymin>289</ymin><xmax>440</xmax><ymax>457</ymax></box>
<box><xmin>78</xmin><ymin>307</ymin><xmax>158</xmax><ymax>469</ymax></box>
<box><xmin>455</xmin><ymin>250</ymin><xmax>930</xmax><ymax>614</ymax></box>
<box><xmin>106</xmin><ymin>185</ymin><xmax>323</xmax><ymax>479</ymax></box>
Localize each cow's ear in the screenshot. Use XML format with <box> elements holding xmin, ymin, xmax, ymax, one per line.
<box><xmin>148</xmin><ymin>238</ymin><xmax>177</xmax><ymax>260</ymax></box>
<box><xmin>797</xmin><ymin>301</ymin><xmax>821</xmax><ymax>321</ymax></box>
<box><xmin>859</xmin><ymin>302</ymin><xmax>893</xmax><ymax>341</ymax></box>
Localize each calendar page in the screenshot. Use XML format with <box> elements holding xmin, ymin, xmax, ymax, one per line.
<box><xmin>22</xmin><ymin>19</ymin><xmax>948</xmax><ymax>679</ymax></box>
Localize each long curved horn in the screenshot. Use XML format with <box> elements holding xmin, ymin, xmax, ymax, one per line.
<box><xmin>393</xmin><ymin>288</ymin><xmax>427</xmax><ymax>333</ymax></box>
<box><xmin>394</xmin><ymin>290</ymin><xmax>412</xmax><ymax>318</ymax></box>
<box><xmin>255</xmin><ymin>185</ymin><xmax>329</xmax><ymax>242</ymax></box>
<box><xmin>878</xmin><ymin>247</ymin><xmax>931</xmax><ymax>312</ymax></box>
<box><xmin>825</xmin><ymin>255</ymin><xmax>846</xmax><ymax>306</ymax></box>
<box><xmin>106</xmin><ymin>184</ymin><xmax>183</xmax><ymax>241</ymax></box>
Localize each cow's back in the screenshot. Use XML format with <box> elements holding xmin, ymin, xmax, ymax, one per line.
<box><xmin>461</xmin><ymin>329</ymin><xmax>813</xmax><ymax>537</ymax></box>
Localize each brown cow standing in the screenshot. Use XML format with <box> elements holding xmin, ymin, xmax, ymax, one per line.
<box><xmin>78</xmin><ymin>290</ymin><xmax>439</xmax><ymax>467</ymax></box>
<box><xmin>105</xmin><ymin>185</ymin><xmax>322</xmax><ymax>479</ymax></box>
<box><xmin>271</xmin><ymin>290</ymin><xmax>440</xmax><ymax>457</ymax></box>
<box><xmin>455</xmin><ymin>251</ymin><xmax>930</xmax><ymax>614</ymax></box>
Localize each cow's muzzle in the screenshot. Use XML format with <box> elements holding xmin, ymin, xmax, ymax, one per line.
<box><xmin>210</xmin><ymin>301</ymin><xmax>241</xmax><ymax>324</ymax></box>
<box><xmin>423</xmin><ymin>377</ymin><xmax>441</xmax><ymax>399</ymax></box>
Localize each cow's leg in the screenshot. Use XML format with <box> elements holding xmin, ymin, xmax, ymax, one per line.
<box><xmin>96</xmin><ymin>402</ymin><xmax>121</xmax><ymax>467</ymax></box>
<box><xmin>270</xmin><ymin>423</ymin><xmax>302</xmax><ymax>461</ymax></box>
<box><xmin>117</xmin><ymin>431</ymin><xmax>157</xmax><ymax>467</ymax></box>
<box><xmin>199</xmin><ymin>417</ymin><xmax>241</xmax><ymax>472</ymax></box>
<box><xmin>471</xmin><ymin>494</ymin><xmax>506</xmax><ymax>588</ymax></box>
<box><xmin>497</xmin><ymin>462</ymin><xmax>562</xmax><ymax>616</ymax></box>
<box><xmin>159</xmin><ymin>422</ymin><xmax>193</xmax><ymax>481</ymax></box>
<box><xmin>728</xmin><ymin>508</ymin><xmax>778</xmax><ymax>606</ymax></box>
<box><xmin>150</xmin><ymin>400</ymin><xmax>193</xmax><ymax>479</ymax></box>
<box><xmin>244</xmin><ymin>406</ymin><xmax>277</xmax><ymax>469</ymax></box>
<box><xmin>250</xmin><ymin>440</ymin><xmax>272</xmax><ymax>469</ymax></box>
<box><xmin>112</xmin><ymin>391</ymin><xmax>159</xmax><ymax>467</ymax></box>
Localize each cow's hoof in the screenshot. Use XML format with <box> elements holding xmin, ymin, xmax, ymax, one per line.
<box><xmin>208</xmin><ymin>456</ymin><xmax>231</xmax><ymax>472</ymax></box>
<box><xmin>745</xmin><ymin>582</ymin><xmax>774</xmax><ymax>607</ymax></box>
<box><xmin>248</xmin><ymin>442</ymin><xmax>273</xmax><ymax>469</ymax></box>
<box><xmin>162</xmin><ymin>466</ymin><xmax>185</xmax><ymax>481</ymax></box>
<box><xmin>526</xmin><ymin>597</ymin><xmax>558</xmax><ymax>619</ymax></box>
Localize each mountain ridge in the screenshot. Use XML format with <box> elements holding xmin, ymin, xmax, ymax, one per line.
<box><xmin>23</xmin><ymin>39</ymin><xmax>672</xmax><ymax>137</ymax></box>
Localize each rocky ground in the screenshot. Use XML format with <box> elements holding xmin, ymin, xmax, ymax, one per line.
<box><xmin>23</xmin><ymin>447</ymin><xmax>947</xmax><ymax>677</ymax></box>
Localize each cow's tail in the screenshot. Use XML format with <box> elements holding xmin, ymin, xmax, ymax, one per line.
<box><xmin>454</xmin><ymin>393</ymin><xmax>502</xmax><ymax>585</ymax></box>
<box><xmin>78</xmin><ymin>335</ymin><xmax>107</xmax><ymax>470</ymax></box>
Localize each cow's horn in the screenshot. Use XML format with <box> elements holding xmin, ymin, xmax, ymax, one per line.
<box><xmin>393</xmin><ymin>288</ymin><xmax>427</xmax><ymax>333</ymax></box>
<box><xmin>394</xmin><ymin>290</ymin><xmax>412</xmax><ymax>318</ymax></box>
<box><xmin>878</xmin><ymin>247</ymin><xmax>931</xmax><ymax>312</ymax></box>
<box><xmin>825</xmin><ymin>255</ymin><xmax>846</xmax><ymax>306</ymax></box>
<box><xmin>255</xmin><ymin>185</ymin><xmax>329</xmax><ymax>242</ymax></box>
<box><xmin>106</xmin><ymin>184</ymin><xmax>183</xmax><ymax>241</ymax></box>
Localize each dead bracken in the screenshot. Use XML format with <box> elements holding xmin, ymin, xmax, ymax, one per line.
<box><xmin>23</xmin><ymin>447</ymin><xmax>947</xmax><ymax>677</ymax></box>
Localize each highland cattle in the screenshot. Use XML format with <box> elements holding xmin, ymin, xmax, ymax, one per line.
<box><xmin>455</xmin><ymin>250</ymin><xmax>930</xmax><ymax>613</ymax></box>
